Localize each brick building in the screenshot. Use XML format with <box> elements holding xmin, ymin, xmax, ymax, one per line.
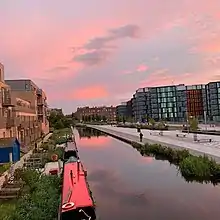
<box><xmin>76</xmin><ymin>106</ymin><xmax>116</xmax><ymax>121</ymax></box>
<box><xmin>5</xmin><ymin>79</ymin><xmax>49</xmax><ymax>135</ymax></box>
<box><xmin>0</xmin><ymin>63</ymin><xmax>50</xmax><ymax>147</ymax></box>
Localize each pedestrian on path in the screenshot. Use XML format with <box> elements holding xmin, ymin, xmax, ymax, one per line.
<box><xmin>140</xmin><ymin>132</ymin><xmax>143</xmax><ymax>142</ymax></box>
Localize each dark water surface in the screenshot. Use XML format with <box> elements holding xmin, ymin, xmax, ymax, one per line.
<box><xmin>75</xmin><ymin>128</ymin><xmax>220</xmax><ymax>220</ymax></box>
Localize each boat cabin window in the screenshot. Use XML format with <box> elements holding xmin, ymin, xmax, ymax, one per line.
<box><xmin>64</xmin><ymin>150</ymin><xmax>78</xmax><ymax>161</ymax></box>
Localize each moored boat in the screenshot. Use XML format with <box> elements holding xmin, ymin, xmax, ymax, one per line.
<box><xmin>59</xmin><ymin>141</ymin><xmax>96</xmax><ymax>220</ymax></box>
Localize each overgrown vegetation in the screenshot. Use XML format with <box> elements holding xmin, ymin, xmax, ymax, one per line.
<box><xmin>0</xmin><ymin>163</ymin><xmax>11</xmax><ymax>175</ymax></box>
<box><xmin>51</xmin><ymin>128</ymin><xmax>72</xmax><ymax>145</ymax></box>
<box><xmin>131</xmin><ymin>142</ymin><xmax>220</xmax><ymax>184</ymax></box>
<box><xmin>48</xmin><ymin>111</ymin><xmax>72</xmax><ymax>130</ymax></box>
<box><xmin>0</xmin><ymin>203</ymin><xmax>17</xmax><ymax>220</ymax></box>
<box><xmin>2</xmin><ymin>169</ymin><xmax>61</xmax><ymax>220</ymax></box>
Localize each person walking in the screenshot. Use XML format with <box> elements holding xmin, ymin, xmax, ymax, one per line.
<box><xmin>139</xmin><ymin>132</ymin><xmax>143</xmax><ymax>142</ymax></box>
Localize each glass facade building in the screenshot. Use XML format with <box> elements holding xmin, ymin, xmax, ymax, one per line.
<box><xmin>127</xmin><ymin>81</ymin><xmax>220</xmax><ymax>122</ymax></box>
<box><xmin>206</xmin><ymin>82</ymin><xmax>220</xmax><ymax>121</ymax></box>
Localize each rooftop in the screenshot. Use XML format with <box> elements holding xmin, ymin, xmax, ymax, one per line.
<box><xmin>0</xmin><ymin>138</ymin><xmax>18</xmax><ymax>148</ymax></box>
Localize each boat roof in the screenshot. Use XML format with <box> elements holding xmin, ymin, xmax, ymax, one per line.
<box><xmin>61</xmin><ymin>161</ymin><xmax>93</xmax><ymax>212</ymax></box>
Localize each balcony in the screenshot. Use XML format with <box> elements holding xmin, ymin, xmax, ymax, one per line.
<box><xmin>2</xmin><ymin>90</ymin><xmax>14</xmax><ymax>107</ymax></box>
<box><xmin>37</xmin><ymin>99</ymin><xmax>44</xmax><ymax>105</ymax></box>
<box><xmin>38</xmin><ymin>110</ymin><xmax>43</xmax><ymax>115</ymax></box>
<box><xmin>6</xmin><ymin>118</ymin><xmax>15</xmax><ymax>129</ymax></box>
<box><xmin>37</xmin><ymin>88</ymin><xmax>42</xmax><ymax>96</ymax></box>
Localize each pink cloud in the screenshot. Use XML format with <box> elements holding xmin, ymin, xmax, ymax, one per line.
<box><xmin>136</xmin><ymin>64</ymin><xmax>148</xmax><ymax>72</ymax></box>
<box><xmin>140</xmin><ymin>68</ymin><xmax>217</xmax><ymax>88</ymax></box>
<box><xmin>70</xmin><ymin>85</ymin><xmax>109</xmax><ymax>100</ymax></box>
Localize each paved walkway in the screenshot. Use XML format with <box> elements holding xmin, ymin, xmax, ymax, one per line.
<box><xmin>89</xmin><ymin>125</ymin><xmax>220</xmax><ymax>163</ymax></box>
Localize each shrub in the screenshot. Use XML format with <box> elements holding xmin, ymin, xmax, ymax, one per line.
<box><xmin>11</xmin><ymin>170</ymin><xmax>61</xmax><ymax>220</ymax></box>
<box><xmin>131</xmin><ymin>141</ymin><xmax>220</xmax><ymax>183</ymax></box>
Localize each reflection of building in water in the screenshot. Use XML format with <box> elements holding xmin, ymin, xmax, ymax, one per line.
<box><xmin>77</xmin><ymin>127</ymin><xmax>107</xmax><ymax>138</ymax></box>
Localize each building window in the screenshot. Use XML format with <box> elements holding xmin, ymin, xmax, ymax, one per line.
<box><xmin>3</xmin><ymin>132</ymin><xmax>5</xmax><ymax>138</ymax></box>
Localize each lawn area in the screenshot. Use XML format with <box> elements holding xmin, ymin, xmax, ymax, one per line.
<box><xmin>0</xmin><ymin>163</ymin><xmax>11</xmax><ymax>175</ymax></box>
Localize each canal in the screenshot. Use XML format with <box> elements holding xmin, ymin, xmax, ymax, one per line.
<box><xmin>75</xmin><ymin>127</ymin><xmax>220</xmax><ymax>220</ymax></box>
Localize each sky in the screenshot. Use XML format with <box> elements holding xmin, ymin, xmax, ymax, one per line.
<box><xmin>1</xmin><ymin>0</ymin><xmax>220</xmax><ymax>113</ymax></box>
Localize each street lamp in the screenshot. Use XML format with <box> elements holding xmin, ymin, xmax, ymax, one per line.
<box><xmin>204</xmin><ymin>110</ymin><xmax>207</xmax><ymax>131</ymax></box>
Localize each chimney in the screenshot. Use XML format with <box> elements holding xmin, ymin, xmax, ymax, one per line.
<box><xmin>0</xmin><ymin>63</ymin><xmax>5</xmax><ymax>83</ymax></box>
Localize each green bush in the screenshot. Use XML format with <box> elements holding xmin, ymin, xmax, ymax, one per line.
<box><xmin>11</xmin><ymin>170</ymin><xmax>61</xmax><ymax>220</ymax></box>
<box><xmin>0</xmin><ymin>203</ymin><xmax>16</xmax><ymax>220</ymax></box>
<box><xmin>117</xmin><ymin>124</ymin><xmax>169</xmax><ymax>130</ymax></box>
<box><xmin>131</xmin><ymin>142</ymin><xmax>220</xmax><ymax>183</ymax></box>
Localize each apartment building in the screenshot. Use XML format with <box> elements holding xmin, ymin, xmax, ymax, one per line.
<box><xmin>116</xmin><ymin>100</ymin><xmax>133</xmax><ymax>120</ymax></box>
<box><xmin>37</xmin><ymin>89</ymin><xmax>49</xmax><ymax>135</ymax></box>
<box><xmin>0</xmin><ymin>68</ymin><xmax>40</xmax><ymax>146</ymax></box>
<box><xmin>11</xmin><ymin>94</ymin><xmax>40</xmax><ymax>146</ymax></box>
<box><xmin>206</xmin><ymin>82</ymin><xmax>220</xmax><ymax>121</ymax></box>
<box><xmin>76</xmin><ymin>106</ymin><xmax>116</xmax><ymax>121</ymax></box>
<box><xmin>5</xmin><ymin>79</ymin><xmax>49</xmax><ymax>135</ymax></box>
<box><xmin>124</xmin><ymin>81</ymin><xmax>220</xmax><ymax>122</ymax></box>
<box><xmin>116</xmin><ymin>102</ymin><xmax>127</xmax><ymax>118</ymax></box>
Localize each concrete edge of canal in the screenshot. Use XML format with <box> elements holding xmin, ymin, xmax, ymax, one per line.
<box><xmin>85</xmin><ymin>125</ymin><xmax>220</xmax><ymax>164</ymax></box>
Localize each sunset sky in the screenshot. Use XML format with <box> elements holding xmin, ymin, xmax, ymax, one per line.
<box><xmin>1</xmin><ymin>0</ymin><xmax>220</xmax><ymax>113</ymax></box>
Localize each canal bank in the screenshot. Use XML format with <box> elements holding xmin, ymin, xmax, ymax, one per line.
<box><xmin>86</xmin><ymin>125</ymin><xmax>220</xmax><ymax>163</ymax></box>
<box><xmin>75</xmin><ymin>127</ymin><xmax>220</xmax><ymax>220</ymax></box>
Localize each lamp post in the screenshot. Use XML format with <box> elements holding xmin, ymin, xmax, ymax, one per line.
<box><xmin>204</xmin><ymin>110</ymin><xmax>207</xmax><ymax>131</ymax></box>
<box><xmin>186</xmin><ymin>111</ymin><xmax>189</xmax><ymax>134</ymax></box>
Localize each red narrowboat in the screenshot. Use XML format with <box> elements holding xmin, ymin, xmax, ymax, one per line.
<box><xmin>60</xmin><ymin>156</ymin><xmax>96</xmax><ymax>220</ymax></box>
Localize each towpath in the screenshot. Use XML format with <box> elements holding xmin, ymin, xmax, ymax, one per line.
<box><xmin>87</xmin><ymin>125</ymin><xmax>220</xmax><ymax>163</ymax></box>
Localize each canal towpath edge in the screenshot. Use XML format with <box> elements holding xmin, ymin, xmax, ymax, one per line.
<box><xmin>87</xmin><ymin>125</ymin><xmax>220</xmax><ymax>164</ymax></box>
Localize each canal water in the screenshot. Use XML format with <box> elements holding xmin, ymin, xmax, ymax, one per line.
<box><xmin>75</xmin><ymin>128</ymin><xmax>220</xmax><ymax>220</ymax></box>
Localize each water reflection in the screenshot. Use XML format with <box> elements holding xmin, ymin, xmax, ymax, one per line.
<box><xmin>76</xmin><ymin>128</ymin><xmax>220</xmax><ymax>220</ymax></box>
<box><xmin>78</xmin><ymin>127</ymin><xmax>107</xmax><ymax>139</ymax></box>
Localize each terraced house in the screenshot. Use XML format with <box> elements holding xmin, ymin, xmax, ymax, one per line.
<box><xmin>0</xmin><ymin>63</ymin><xmax>49</xmax><ymax>148</ymax></box>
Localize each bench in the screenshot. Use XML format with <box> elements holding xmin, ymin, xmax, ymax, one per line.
<box><xmin>150</xmin><ymin>131</ymin><xmax>163</xmax><ymax>136</ymax></box>
<box><xmin>196</xmin><ymin>139</ymin><xmax>212</xmax><ymax>143</ymax></box>
<box><xmin>176</xmin><ymin>133</ymin><xmax>186</xmax><ymax>138</ymax></box>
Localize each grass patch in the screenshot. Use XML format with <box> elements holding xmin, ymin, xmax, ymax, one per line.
<box><xmin>131</xmin><ymin>142</ymin><xmax>220</xmax><ymax>184</ymax></box>
<box><xmin>0</xmin><ymin>163</ymin><xmax>11</xmax><ymax>175</ymax></box>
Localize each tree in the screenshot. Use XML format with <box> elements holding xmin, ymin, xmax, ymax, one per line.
<box><xmin>87</xmin><ymin>115</ymin><xmax>91</xmax><ymax>122</ymax></box>
<box><xmin>122</xmin><ymin>116</ymin><xmax>126</xmax><ymax>124</ymax></box>
<box><xmin>149</xmin><ymin>117</ymin><xmax>156</xmax><ymax>126</ymax></box>
<box><xmin>189</xmin><ymin>117</ymin><xmax>198</xmax><ymax>131</ymax></box>
<box><xmin>102</xmin><ymin>115</ymin><xmax>107</xmax><ymax>121</ymax></box>
<box><xmin>91</xmin><ymin>115</ymin><xmax>95</xmax><ymax>121</ymax></box>
<box><xmin>48</xmin><ymin>111</ymin><xmax>71</xmax><ymax>129</ymax></box>
<box><xmin>84</xmin><ymin>115</ymin><xmax>88</xmax><ymax>121</ymax></box>
<box><xmin>82</xmin><ymin>115</ymin><xmax>85</xmax><ymax>121</ymax></box>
